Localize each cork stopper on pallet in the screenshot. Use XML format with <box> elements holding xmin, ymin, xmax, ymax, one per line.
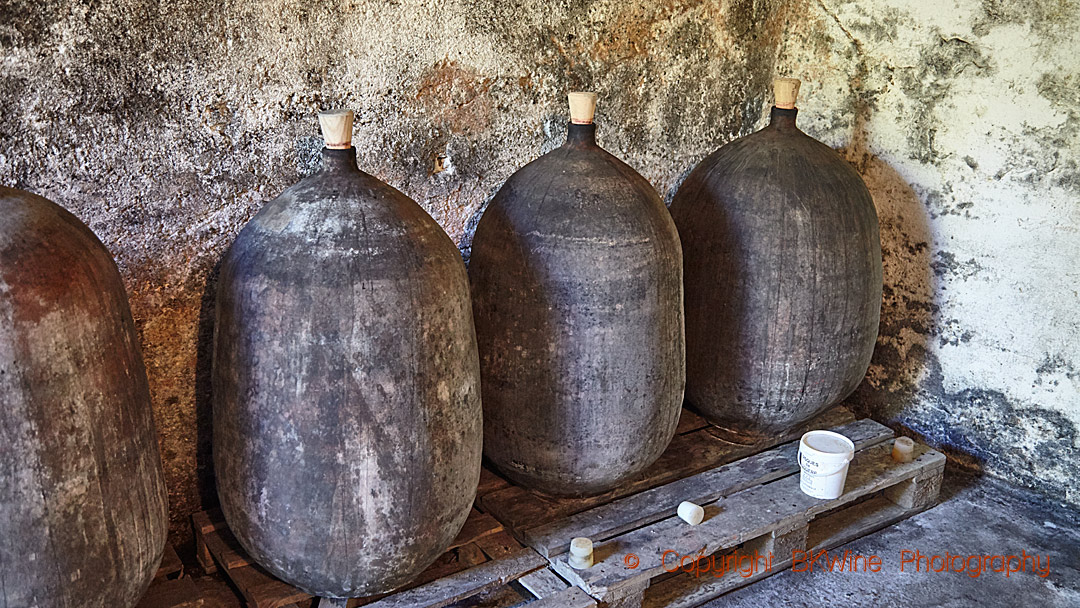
<box><xmin>568</xmin><ymin>537</ymin><xmax>594</xmax><ymax>570</ymax></box>
<box><xmin>773</xmin><ymin>78</ymin><xmax>801</xmax><ymax>109</ymax></box>
<box><xmin>319</xmin><ymin>109</ymin><xmax>354</xmax><ymax>149</ymax></box>
<box><xmin>568</xmin><ymin>92</ymin><xmax>598</xmax><ymax>124</ymax></box>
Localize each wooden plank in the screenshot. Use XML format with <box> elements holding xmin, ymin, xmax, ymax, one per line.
<box><xmin>516</xmin><ymin>568</ymin><xmax>570</xmax><ymax>599</ymax></box>
<box><xmin>523</xmin><ymin>418</ymin><xmax>893</xmax><ymax>557</ymax></box>
<box><xmin>479</xmin><ymin>407</ymin><xmax>856</xmax><ymax>532</ymax></box>
<box><xmin>201</xmin><ymin>525</ymin><xmax>254</xmax><ymax>570</ymax></box>
<box><xmin>448</xmin><ymin>509</ymin><xmax>504</xmax><ymax>550</ymax></box>
<box><xmin>136</xmin><ymin>577</ymin><xmax>203</xmax><ymax>608</ymax></box>
<box><xmin>360</xmin><ymin>548</ymin><xmax>546</xmax><ymax>608</ymax></box>
<box><xmin>600</xmin><ymin>579</ymin><xmax>648</xmax><ymax>608</ymax></box>
<box><xmin>352</xmin><ymin>545</ymin><xmax>491</xmax><ymax>607</ymax></box>
<box><xmin>477</xmin><ymin>488</ymin><xmax>572</xmax><ymax>535</ymax></box>
<box><xmin>525</xmin><ymin>586</ymin><xmax>597</xmax><ymax>608</ymax></box>
<box><xmin>475</xmin><ymin>531</ymin><xmax>521</xmax><ymax>559</ymax></box>
<box><xmin>192</xmin><ymin>510</ymin><xmax>222</xmax><ymax>534</ymax></box>
<box><xmin>226</xmin><ymin>563</ymin><xmax>310</xmax><ymax>608</ymax></box>
<box><xmin>406</xmin><ymin>544</ymin><xmax>490</xmax><ymax>588</ymax></box>
<box><xmin>155</xmin><ymin>542</ymin><xmax>184</xmax><ymax>580</ymax></box>
<box><xmin>674</xmin><ymin>409</ymin><xmax>709</xmax><ymax>435</ymax></box>
<box><xmin>761</xmin><ymin>518</ymin><xmax>809</xmax><ymax>559</ymax></box>
<box><xmin>477</xmin><ymin>467</ymin><xmax>511</xmax><ymax>497</ymax></box>
<box><xmin>553</xmin><ymin>442</ymin><xmax>945</xmax><ymax>601</ymax></box>
<box><xmin>193</xmin><ymin>511</ymin><xmax>220</xmax><ymax>573</ymax></box>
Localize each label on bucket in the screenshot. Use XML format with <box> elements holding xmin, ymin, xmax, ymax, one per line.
<box><xmin>799</xmin><ymin>465</ymin><xmax>848</xmax><ymax>499</ymax></box>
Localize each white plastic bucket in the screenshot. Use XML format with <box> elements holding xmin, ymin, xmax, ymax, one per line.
<box><xmin>798</xmin><ymin>430</ymin><xmax>855</xmax><ymax>499</ymax></box>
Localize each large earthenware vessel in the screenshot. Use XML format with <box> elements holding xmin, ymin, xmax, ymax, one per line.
<box><xmin>469</xmin><ymin>93</ymin><xmax>685</xmax><ymax>497</ymax></box>
<box><xmin>669</xmin><ymin>78</ymin><xmax>882</xmax><ymax>441</ymax></box>
<box><xmin>0</xmin><ymin>186</ymin><xmax>169</xmax><ymax>608</ymax></box>
<box><xmin>213</xmin><ymin>111</ymin><xmax>483</xmax><ymax>600</ymax></box>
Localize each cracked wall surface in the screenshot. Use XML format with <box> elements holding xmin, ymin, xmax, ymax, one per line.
<box><xmin>1</xmin><ymin>0</ymin><xmax>1077</xmax><ymax>547</ymax></box>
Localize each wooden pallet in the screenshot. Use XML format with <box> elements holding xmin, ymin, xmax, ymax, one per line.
<box><xmin>137</xmin><ymin>577</ymin><xmax>207</xmax><ymax>608</ymax></box>
<box><xmin>156</xmin><ymin>543</ymin><xmax>185</xmax><ymax>581</ymax></box>
<box><xmin>475</xmin><ymin>408</ymin><xmax>945</xmax><ymax>607</ymax></box>
<box><xmin>192</xmin><ymin>508</ymin><xmax>594</xmax><ymax>608</ymax></box>
<box><xmin>137</xmin><ymin>543</ymin><xmax>209</xmax><ymax>608</ymax></box>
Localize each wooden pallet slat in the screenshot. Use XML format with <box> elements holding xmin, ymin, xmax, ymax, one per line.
<box><xmin>640</xmin><ymin>533</ymin><xmax>778</xmax><ymax>608</ymax></box>
<box><xmin>360</xmin><ymin>548</ymin><xmax>546</xmax><ymax>608</ymax></box>
<box><xmin>478</xmin><ymin>467</ymin><xmax>512</xmax><ymax>496</ymax></box>
<box><xmin>516</xmin><ymin>568</ymin><xmax>571</xmax><ymax>599</ymax></box>
<box><xmin>226</xmin><ymin>563</ymin><xmax>310</xmax><ymax>608</ymax></box>
<box><xmin>528</xmin><ymin>586</ymin><xmax>598</xmax><ymax>608</ymax></box>
<box><xmin>155</xmin><ymin>542</ymin><xmax>185</xmax><ymax>581</ymax></box>
<box><xmin>193</xmin><ymin>510</ymin><xmax>221</xmax><ymax>573</ymax></box>
<box><xmin>137</xmin><ymin>577</ymin><xmax>205</xmax><ymax>608</ymax></box>
<box><xmin>475</xmin><ymin>531</ymin><xmax>523</xmax><ymax>559</ymax></box>
<box><xmin>448</xmin><ymin>509</ymin><xmax>504</xmax><ymax>550</ymax></box>
<box><xmin>200</xmin><ymin>523</ymin><xmax>254</xmax><ymax>571</ymax></box>
<box><xmin>673</xmin><ymin>409</ymin><xmax>710</xmax><ymax>436</ymax></box>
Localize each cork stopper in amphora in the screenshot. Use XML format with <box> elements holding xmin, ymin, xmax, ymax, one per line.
<box><xmin>319</xmin><ymin>109</ymin><xmax>354</xmax><ymax>149</ymax></box>
<box><xmin>773</xmin><ymin>78</ymin><xmax>801</xmax><ymax>110</ymax></box>
<box><xmin>568</xmin><ymin>92</ymin><xmax>598</xmax><ymax>125</ymax></box>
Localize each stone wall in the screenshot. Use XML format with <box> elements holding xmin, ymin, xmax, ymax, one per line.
<box><xmin>1</xmin><ymin>0</ymin><xmax>1077</xmax><ymax>545</ymax></box>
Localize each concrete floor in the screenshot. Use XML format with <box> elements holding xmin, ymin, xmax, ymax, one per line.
<box><xmin>702</xmin><ymin>469</ymin><xmax>1080</xmax><ymax>607</ymax></box>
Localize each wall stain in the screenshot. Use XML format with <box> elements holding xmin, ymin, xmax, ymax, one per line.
<box><xmin>415</xmin><ymin>60</ymin><xmax>495</xmax><ymax>136</ymax></box>
<box><xmin>895</xmin><ymin>36</ymin><xmax>993</xmax><ymax>165</ymax></box>
<box><xmin>931</xmin><ymin>251</ymin><xmax>985</xmax><ymax>281</ymax></box>
<box><xmin>855</xmin><ymin>352</ymin><xmax>1079</xmax><ymax>506</ymax></box>
<box><xmin>1035</xmin><ymin>354</ymin><xmax>1078</xmax><ymax>386</ymax></box>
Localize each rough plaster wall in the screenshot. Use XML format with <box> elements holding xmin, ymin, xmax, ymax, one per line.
<box><xmin>0</xmin><ymin>0</ymin><xmax>795</xmax><ymax>544</ymax></box>
<box><xmin>772</xmin><ymin>0</ymin><xmax>1080</xmax><ymax>504</ymax></box>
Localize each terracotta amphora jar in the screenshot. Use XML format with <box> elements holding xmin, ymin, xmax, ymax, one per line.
<box><xmin>469</xmin><ymin>93</ymin><xmax>685</xmax><ymax>497</ymax></box>
<box><xmin>213</xmin><ymin>111</ymin><xmax>483</xmax><ymax>602</ymax></box>
<box><xmin>0</xmin><ymin>186</ymin><xmax>168</xmax><ymax>608</ymax></box>
<box><xmin>669</xmin><ymin>78</ymin><xmax>882</xmax><ymax>441</ymax></box>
